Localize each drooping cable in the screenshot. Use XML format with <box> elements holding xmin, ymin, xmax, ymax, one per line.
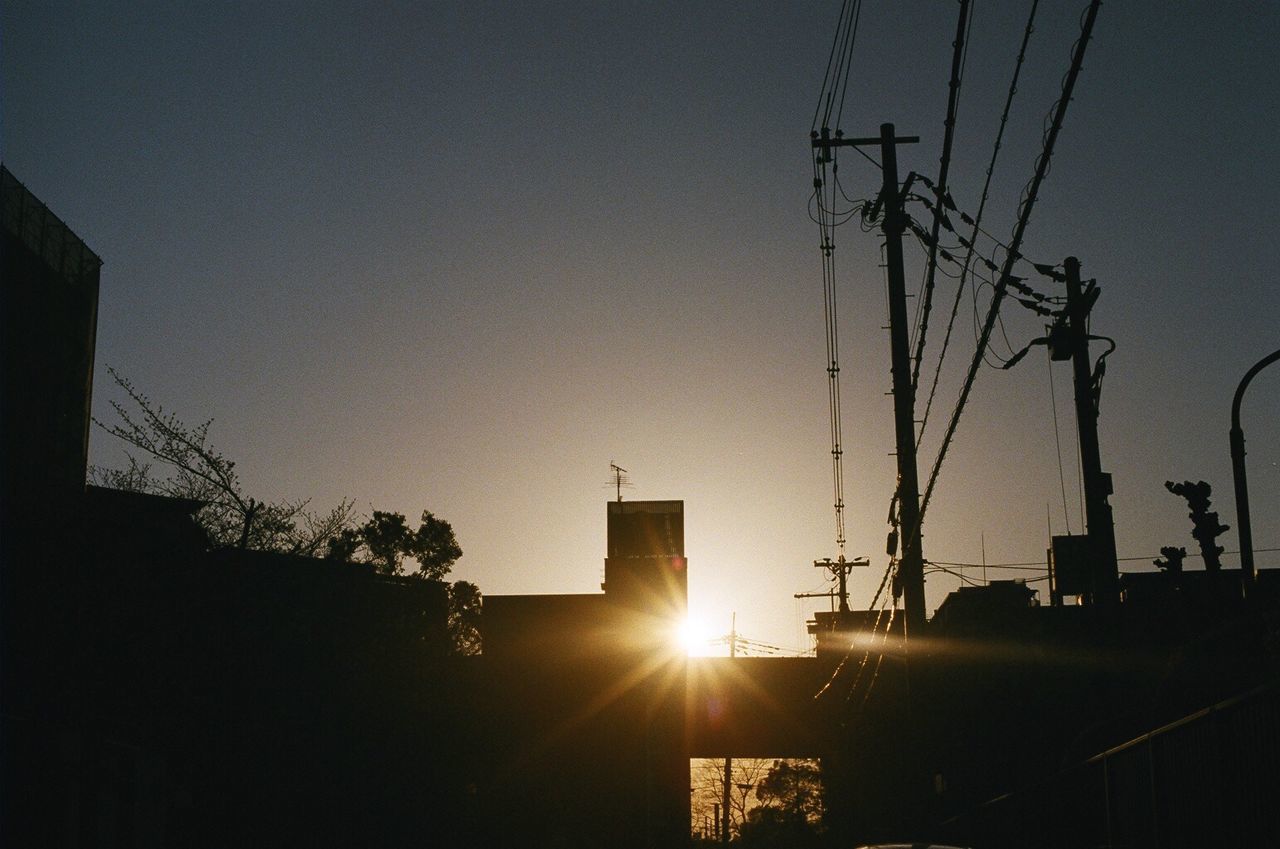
<box><xmin>811</xmin><ymin>0</ymin><xmax>850</xmax><ymax>131</ymax></box>
<box><xmin>810</xmin><ymin>0</ymin><xmax>867</xmax><ymax>563</ymax></box>
<box><xmin>814</xmin><ymin>152</ymin><xmax>849</xmax><ymax>561</ymax></box>
<box><xmin>910</xmin><ymin>0</ymin><xmax>973</xmax><ymax>393</ymax></box>
<box><xmin>915</xmin><ymin>0</ymin><xmax>1103</xmax><ymax>538</ymax></box>
<box><xmin>1047</xmin><ymin>346</ymin><xmax>1073</xmax><ymax>534</ymax></box>
<box><xmin>916</xmin><ymin>0</ymin><xmax>1041</xmax><ymax>448</ymax></box>
<box><xmin>832</xmin><ymin>1</ymin><xmax>865</xmax><ymax>132</ymax></box>
<box><xmin>813</xmin><ymin>0</ymin><xmax>865</xmax><ymax>134</ymax></box>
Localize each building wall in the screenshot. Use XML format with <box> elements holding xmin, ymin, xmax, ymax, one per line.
<box><xmin>0</xmin><ymin>165</ymin><xmax>101</xmax><ymax>524</ymax></box>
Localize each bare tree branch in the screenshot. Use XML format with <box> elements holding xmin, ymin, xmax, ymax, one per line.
<box><xmin>93</xmin><ymin>368</ymin><xmax>354</xmax><ymax>555</ymax></box>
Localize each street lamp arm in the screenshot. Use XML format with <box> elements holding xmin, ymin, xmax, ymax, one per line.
<box><xmin>1230</xmin><ymin>346</ymin><xmax>1280</xmax><ymax>587</ymax></box>
<box><xmin>1232</xmin><ymin>348</ymin><xmax>1280</xmax><ymax>433</ymax></box>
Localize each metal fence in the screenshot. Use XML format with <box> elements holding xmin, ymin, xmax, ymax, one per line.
<box><xmin>944</xmin><ymin>682</ymin><xmax>1280</xmax><ymax>848</ymax></box>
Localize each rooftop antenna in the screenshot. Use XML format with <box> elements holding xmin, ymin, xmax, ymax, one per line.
<box><xmin>607</xmin><ymin>462</ymin><xmax>633</xmax><ymax>502</ymax></box>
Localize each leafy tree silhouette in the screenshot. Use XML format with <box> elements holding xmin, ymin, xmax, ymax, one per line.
<box><xmin>326</xmin><ymin>509</ymin><xmax>480</xmax><ymax>654</ymax></box>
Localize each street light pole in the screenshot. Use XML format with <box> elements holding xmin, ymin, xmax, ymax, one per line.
<box><xmin>722</xmin><ymin>613</ymin><xmax>737</xmax><ymax>844</ymax></box>
<box><xmin>1231</xmin><ymin>347</ymin><xmax>1280</xmax><ymax>588</ymax></box>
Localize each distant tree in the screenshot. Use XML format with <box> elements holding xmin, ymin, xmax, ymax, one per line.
<box><xmin>753</xmin><ymin>758</ymin><xmax>824</xmax><ymax>826</ymax></box>
<box><xmin>91</xmin><ymin>368</ymin><xmax>353</xmax><ymax>555</ymax></box>
<box><xmin>689</xmin><ymin>757</ymin><xmax>772</xmax><ymax>840</ymax></box>
<box><xmin>737</xmin><ymin>806</ymin><xmax>816</xmax><ymax>849</ymax></box>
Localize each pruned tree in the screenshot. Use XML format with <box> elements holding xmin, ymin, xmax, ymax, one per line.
<box><xmin>1165</xmin><ymin>480</ymin><xmax>1230</xmax><ymax>572</ymax></box>
<box><xmin>1154</xmin><ymin>545</ymin><xmax>1187</xmax><ymax>575</ymax></box>
<box><xmin>91</xmin><ymin>367</ymin><xmax>354</xmax><ymax>555</ymax></box>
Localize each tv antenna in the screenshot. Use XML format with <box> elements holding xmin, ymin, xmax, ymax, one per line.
<box><xmin>607</xmin><ymin>463</ymin><xmax>633</xmax><ymax>502</ymax></box>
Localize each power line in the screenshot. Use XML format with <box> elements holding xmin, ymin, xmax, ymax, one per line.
<box><xmin>915</xmin><ymin>0</ymin><xmax>1103</xmax><ymax>539</ymax></box>
<box><xmin>810</xmin><ymin>0</ymin><xmax>870</xmax><ymax>563</ymax></box>
<box><xmin>914</xmin><ymin>0</ymin><xmax>1042</xmax><ymax>449</ymax></box>
<box><xmin>926</xmin><ymin>547</ymin><xmax>1280</xmax><ymax>571</ymax></box>
<box><xmin>813</xmin><ymin>0</ymin><xmax>865</xmax><ymax>134</ymax></box>
<box><xmin>1046</xmin><ymin>348</ymin><xmax>1073</xmax><ymax>534</ymax></box>
<box><xmin>911</xmin><ymin>0</ymin><xmax>973</xmax><ymax>393</ymax></box>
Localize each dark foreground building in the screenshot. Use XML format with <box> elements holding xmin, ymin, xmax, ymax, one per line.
<box><xmin>478</xmin><ymin>499</ymin><xmax>691</xmax><ymax>848</ymax></box>
<box><xmin>0</xmin><ymin>167</ymin><xmax>473</xmax><ymax>847</ymax></box>
<box><xmin>814</xmin><ymin>572</ymin><xmax>1280</xmax><ymax>848</ymax></box>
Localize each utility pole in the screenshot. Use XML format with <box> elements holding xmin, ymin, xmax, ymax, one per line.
<box><xmin>812</xmin><ymin>123</ymin><xmax>925</xmax><ymax>633</ymax></box>
<box><xmin>1061</xmin><ymin>257</ymin><xmax>1119</xmax><ymax>603</ymax></box>
<box><xmin>721</xmin><ymin>613</ymin><xmax>736</xmax><ymax>844</ymax></box>
<box><xmin>813</xmin><ymin>557</ymin><xmax>869</xmax><ymax>613</ymax></box>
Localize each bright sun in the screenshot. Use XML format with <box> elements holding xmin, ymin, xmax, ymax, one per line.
<box><xmin>676</xmin><ymin>616</ymin><xmax>713</xmax><ymax>656</ymax></box>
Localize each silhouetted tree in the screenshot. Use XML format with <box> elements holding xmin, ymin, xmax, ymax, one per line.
<box><xmin>324</xmin><ymin>509</ymin><xmax>462</xmax><ymax>579</ymax></box>
<box><xmin>1165</xmin><ymin>480</ymin><xmax>1229</xmax><ymax>571</ymax></box>
<box><xmin>689</xmin><ymin>757</ymin><xmax>772</xmax><ymax>840</ymax></box>
<box><xmin>325</xmin><ymin>509</ymin><xmax>480</xmax><ymax>654</ymax></box>
<box><xmin>753</xmin><ymin>759</ymin><xmax>824</xmax><ymax>827</ymax></box>
<box><xmin>448</xmin><ymin>579</ymin><xmax>483</xmax><ymax>656</ymax></box>
<box><xmin>736</xmin><ymin>806</ymin><xmax>821</xmax><ymax>849</ymax></box>
<box><xmin>92</xmin><ymin>369</ymin><xmax>483</xmax><ymax>654</ymax></box>
<box><xmin>1154</xmin><ymin>545</ymin><xmax>1187</xmax><ymax>574</ymax></box>
<box><xmin>91</xmin><ymin>368</ymin><xmax>354</xmax><ymax>555</ymax></box>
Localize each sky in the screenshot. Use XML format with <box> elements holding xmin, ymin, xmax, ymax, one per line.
<box><xmin>4</xmin><ymin>1</ymin><xmax>1278</xmax><ymax>655</ymax></box>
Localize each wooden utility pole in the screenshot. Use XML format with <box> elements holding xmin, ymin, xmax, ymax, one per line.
<box><xmin>811</xmin><ymin>123</ymin><xmax>925</xmax><ymax>633</ymax></box>
<box><xmin>878</xmin><ymin>123</ymin><xmax>927</xmax><ymax>633</ymax></box>
<box><xmin>1062</xmin><ymin>257</ymin><xmax>1119</xmax><ymax>603</ymax></box>
<box><xmin>721</xmin><ymin>613</ymin><xmax>736</xmax><ymax>844</ymax></box>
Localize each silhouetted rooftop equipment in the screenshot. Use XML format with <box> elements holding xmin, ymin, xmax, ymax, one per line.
<box><xmin>807</xmin><ymin>608</ymin><xmax>904</xmax><ymax>658</ymax></box>
<box><xmin>603</xmin><ymin>500</ymin><xmax>687</xmax><ymax>613</ymax></box>
<box><xmin>930</xmin><ymin>580</ymin><xmax>1037</xmax><ymax>629</ymax></box>
<box><xmin>606</xmin><ymin>499</ymin><xmax>684</xmax><ymax>559</ymax></box>
<box><xmin>1048</xmin><ymin>534</ymin><xmax>1091</xmax><ymax>605</ymax></box>
<box><xmin>607</xmin><ymin>461</ymin><xmax>632</xmax><ymax>502</ymax></box>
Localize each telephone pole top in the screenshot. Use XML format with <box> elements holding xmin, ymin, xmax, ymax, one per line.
<box><xmin>812</xmin><ymin>123</ymin><xmax>927</xmax><ymax>633</ymax></box>
<box><xmin>813</xmin><ymin>556</ymin><xmax>869</xmax><ymax>613</ymax></box>
<box><xmin>1059</xmin><ymin>257</ymin><xmax>1120</xmax><ymax>603</ymax></box>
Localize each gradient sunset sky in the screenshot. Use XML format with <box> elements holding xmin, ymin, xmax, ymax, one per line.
<box><xmin>4</xmin><ymin>1</ymin><xmax>1277</xmax><ymax>653</ymax></box>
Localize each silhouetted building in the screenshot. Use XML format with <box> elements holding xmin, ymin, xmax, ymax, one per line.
<box><xmin>0</xmin><ymin>169</ymin><xmax>471</xmax><ymax>848</ymax></box>
<box><xmin>478</xmin><ymin>499</ymin><xmax>839</xmax><ymax>847</ymax></box>
<box><xmin>819</xmin><ymin>555</ymin><xmax>1280</xmax><ymax>847</ymax></box>
<box><xmin>0</xmin><ymin>164</ymin><xmax>100</xmax><ymax>519</ymax></box>
<box><xmin>478</xmin><ymin>500</ymin><xmax>690</xmax><ymax>849</ymax></box>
